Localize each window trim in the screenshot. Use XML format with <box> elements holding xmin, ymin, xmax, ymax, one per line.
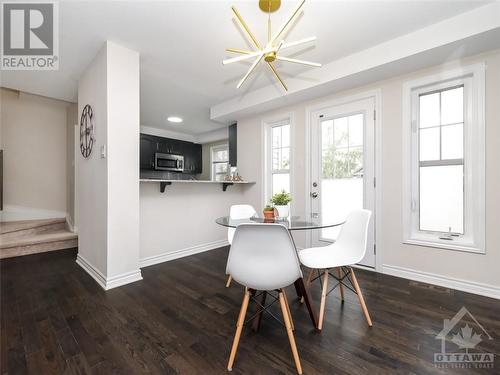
<box><xmin>261</xmin><ymin>113</ymin><xmax>294</xmax><ymax>209</ymax></box>
<box><xmin>402</xmin><ymin>63</ymin><xmax>485</xmax><ymax>254</ymax></box>
<box><xmin>210</xmin><ymin>143</ymin><xmax>229</xmax><ymax>182</ymax></box>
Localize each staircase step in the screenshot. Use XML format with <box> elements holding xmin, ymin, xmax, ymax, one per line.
<box><xmin>0</xmin><ymin>218</ymin><xmax>67</xmax><ymax>241</ymax></box>
<box><xmin>0</xmin><ymin>230</ymin><xmax>78</xmax><ymax>259</ymax></box>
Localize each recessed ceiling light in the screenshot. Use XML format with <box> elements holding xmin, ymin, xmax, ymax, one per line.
<box><xmin>167</xmin><ymin>116</ymin><xmax>183</xmax><ymax>123</ymax></box>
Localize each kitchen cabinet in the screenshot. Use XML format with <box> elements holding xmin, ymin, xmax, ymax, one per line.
<box><xmin>140</xmin><ymin>133</ymin><xmax>202</xmax><ymax>174</ymax></box>
<box><xmin>229</xmin><ymin>123</ymin><xmax>237</xmax><ymax>167</ymax></box>
<box><xmin>140</xmin><ymin>134</ymin><xmax>156</xmax><ymax>170</ymax></box>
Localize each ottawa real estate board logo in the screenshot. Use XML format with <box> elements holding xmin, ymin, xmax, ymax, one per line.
<box><xmin>1</xmin><ymin>1</ymin><xmax>58</xmax><ymax>70</ymax></box>
<box><xmin>435</xmin><ymin>306</ymin><xmax>494</xmax><ymax>369</ymax></box>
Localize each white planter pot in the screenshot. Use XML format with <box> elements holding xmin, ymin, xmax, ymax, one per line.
<box><xmin>274</xmin><ymin>205</ymin><xmax>289</xmax><ymax>219</ymax></box>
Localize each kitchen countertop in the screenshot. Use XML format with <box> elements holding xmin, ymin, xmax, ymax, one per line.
<box><xmin>140</xmin><ymin>178</ymin><xmax>255</xmax><ymax>184</ymax></box>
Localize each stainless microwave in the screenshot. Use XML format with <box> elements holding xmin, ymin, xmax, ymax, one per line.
<box><xmin>154</xmin><ymin>152</ymin><xmax>184</xmax><ymax>172</ymax></box>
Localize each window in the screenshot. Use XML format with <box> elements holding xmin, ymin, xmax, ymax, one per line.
<box><xmin>263</xmin><ymin>117</ymin><xmax>292</xmax><ymax>204</ymax></box>
<box><xmin>211</xmin><ymin>144</ymin><xmax>228</xmax><ymax>182</ymax></box>
<box><xmin>403</xmin><ymin>64</ymin><xmax>485</xmax><ymax>253</ymax></box>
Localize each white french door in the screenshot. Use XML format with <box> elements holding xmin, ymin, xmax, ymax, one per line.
<box><xmin>310</xmin><ymin>97</ymin><xmax>376</xmax><ymax>267</ymax></box>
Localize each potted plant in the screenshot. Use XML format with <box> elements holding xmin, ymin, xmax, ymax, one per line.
<box><xmin>271</xmin><ymin>190</ymin><xmax>292</xmax><ymax>219</ymax></box>
<box><xmin>263</xmin><ymin>205</ymin><xmax>276</xmax><ymax>220</ymax></box>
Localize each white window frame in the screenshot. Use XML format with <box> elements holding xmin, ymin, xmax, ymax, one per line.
<box><xmin>210</xmin><ymin>143</ymin><xmax>229</xmax><ymax>182</ymax></box>
<box><xmin>402</xmin><ymin>63</ymin><xmax>485</xmax><ymax>253</ymax></box>
<box><xmin>262</xmin><ymin>114</ymin><xmax>294</xmax><ymax>208</ymax></box>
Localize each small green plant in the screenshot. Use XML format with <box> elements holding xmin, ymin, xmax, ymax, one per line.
<box><xmin>263</xmin><ymin>205</ymin><xmax>275</xmax><ymax>212</ymax></box>
<box><xmin>271</xmin><ymin>190</ymin><xmax>292</xmax><ymax>206</ymax></box>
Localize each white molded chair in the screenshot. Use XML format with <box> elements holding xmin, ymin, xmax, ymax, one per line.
<box><xmin>225</xmin><ymin>204</ymin><xmax>257</xmax><ymax>288</ymax></box>
<box><xmin>298</xmin><ymin>209</ymin><xmax>373</xmax><ymax>330</ymax></box>
<box><xmin>226</xmin><ymin>223</ymin><xmax>303</xmax><ymax>374</ymax></box>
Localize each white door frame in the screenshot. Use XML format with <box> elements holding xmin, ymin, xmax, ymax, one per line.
<box><xmin>304</xmin><ymin>89</ymin><xmax>383</xmax><ymax>271</ymax></box>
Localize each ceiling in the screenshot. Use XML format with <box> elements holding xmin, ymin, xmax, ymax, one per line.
<box><xmin>0</xmin><ymin>0</ymin><xmax>492</xmax><ymax>135</ymax></box>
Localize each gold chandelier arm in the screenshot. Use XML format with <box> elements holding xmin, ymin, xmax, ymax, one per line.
<box><xmin>269</xmin><ymin>0</ymin><xmax>305</xmax><ymax>46</ymax></box>
<box><xmin>226</xmin><ymin>48</ymin><xmax>253</xmax><ymax>55</ymax></box>
<box><xmin>267</xmin><ymin>62</ymin><xmax>288</xmax><ymax>91</ymax></box>
<box><xmin>276</xmin><ymin>56</ymin><xmax>321</xmax><ymax>67</ymax></box>
<box><xmin>223</xmin><ymin>51</ymin><xmax>263</xmax><ymax>65</ymax></box>
<box><xmin>231</xmin><ymin>6</ymin><xmax>262</xmax><ymax>50</ymax></box>
<box><xmin>237</xmin><ymin>54</ymin><xmax>264</xmax><ymax>89</ymax></box>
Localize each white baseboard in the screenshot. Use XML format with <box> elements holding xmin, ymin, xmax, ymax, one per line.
<box><xmin>76</xmin><ymin>254</ymin><xmax>143</xmax><ymax>290</ymax></box>
<box><xmin>76</xmin><ymin>254</ymin><xmax>107</xmax><ymax>289</ymax></box>
<box><xmin>140</xmin><ymin>239</ymin><xmax>229</xmax><ymax>268</ymax></box>
<box><xmin>105</xmin><ymin>269</ymin><xmax>143</xmax><ymax>290</ymax></box>
<box><xmin>352</xmin><ymin>263</ymin><xmax>376</xmax><ymax>272</ymax></box>
<box><xmin>382</xmin><ymin>264</ymin><xmax>500</xmax><ymax>300</ymax></box>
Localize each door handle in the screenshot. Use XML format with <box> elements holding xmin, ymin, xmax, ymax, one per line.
<box><xmin>310</xmin><ymin>192</ymin><xmax>318</xmax><ymax>198</ymax></box>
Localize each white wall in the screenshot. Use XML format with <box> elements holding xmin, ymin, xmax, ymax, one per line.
<box><xmin>66</xmin><ymin>103</ymin><xmax>77</xmax><ymax>229</ymax></box>
<box><xmin>106</xmin><ymin>42</ymin><xmax>141</xmax><ymax>280</ymax></box>
<box><xmin>77</xmin><ymin>41</ymin><xmax>141</xmax><ymax>289</ymax></box>
<box><xmin>139</xmin><ymin>182</ymin><xmax>248</xmax><ymax>266</ymax></box>
<box><xmin>236</xmin><ymin>49</ymin><xmax>500</xmax><ymax>298</ymax></box>
<box><xmin>0</xmin><ymin>88</ymin><xmax>71</xmax><ymax>220</ymax></box>
<box><xmin>77</xmin><ymin>45</ymin><xmax>109</xmax><ymax>277</ymax></box>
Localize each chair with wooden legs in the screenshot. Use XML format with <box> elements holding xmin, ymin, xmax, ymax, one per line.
<box><xmin>226</xmin><ymin>223</ymin><xmax>304</xmax><ymax>374</ymax></box>
<box><xmin>298</xmin><ymin>209</ymin><xmax>373</xmax><ymax>330</ymax></box>
<box><xmin>225</xmin><ymin>204</ymin><xmax>257</xmax><ymax>288</ymax></box>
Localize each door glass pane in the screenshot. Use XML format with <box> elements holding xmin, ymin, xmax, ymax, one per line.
<box><xmin>349</xmin><ymin>114</ymin><xmax>363</xmax><ymax>147</ymax></box>
<box><xmin>322</xmin><ymin>120</ymin><xmax>333</xmax><ymax>148</ymax></box>
<box><xmin>419</xmin><ymin>165</ymin><xmax>464</xmax><ymax>233</ymax></box>
<box><xmin>441</xmin><ymin>87</ymin><xmax>463</xmax><ymax>125</ymax></box>
<box><xmin>419</xmin><ymin>92</ymin><xmax>440</xmax><ymax>128</ymax></box>
<box><xmin>441</xmin><ymin>124</ymin><xmax>463</xmax><ymax>160</ymax></box>
<box><xmin>321</xmin><ymin>114</ymin><xmax>364</xmax><ymax>241</ymax></box>
<box><xmin>334</xmin><ymin>117</ymin><xmax>348</xmax><ymax>147</ymax></box>
<box><xmin>419</xmin><ymin>127</ymin><xmax>440</xmax><ymax>161</ymax></box>
<box><xmin>272</xmin><ymin>173</ymin><xmax>289</xmax><ymax>195</ymax></box>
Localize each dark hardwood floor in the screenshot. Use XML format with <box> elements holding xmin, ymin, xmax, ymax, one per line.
<box><xmin>1</xmin><ymin>247</ymin><xmax>499</xmax><ymax>374</ymax></box>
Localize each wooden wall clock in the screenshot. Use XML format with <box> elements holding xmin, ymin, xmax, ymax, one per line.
<box><xmin>80</xmin><ymin>104</ymin><xmax>95</xmax><ymax>158</ymax></box>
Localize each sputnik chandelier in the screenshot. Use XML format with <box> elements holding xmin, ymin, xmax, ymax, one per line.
<box><xmin>223</xmin><ymin>0</ymin><xmax>321</xmax><ymax>91</ymax></box>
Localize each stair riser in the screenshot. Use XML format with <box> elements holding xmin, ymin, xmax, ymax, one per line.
<box><xmin>0</xmin><ymin>221</ymin><xmax>67</xmax><ymax>242</ymax></box>
<box><xmin>0</xmin><ymin>239</ymin><xmax>78</xmax><ymax>259</ymax></box>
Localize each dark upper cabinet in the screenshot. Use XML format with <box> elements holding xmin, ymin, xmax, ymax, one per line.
<box><xmin>193</xmin><ymin>143</ymin><xmax>202</xmax><ymax>174</ymax></box>
<box><xmin>157</xmin><ymin>137</ymin><xmax>182</xmax><ymax>155</ymax></box>
<box><xmin>140</xmin><ymin>135</ymin><xmax>156</xmax><ymax>170</ymax></box>
<box><xmin>180</xmin><ymin>141</ymin><xmax>194</xmax><ymax>173</ymax></box>
<box><xmin>140</xmin><ymin>133</ymin><xmax>202</xmax><ymax>174</ymax></box>
<box><xmin>228</xmin><ymin>123</ymin><xmax>237</xmax><ymax>167</ymax></box>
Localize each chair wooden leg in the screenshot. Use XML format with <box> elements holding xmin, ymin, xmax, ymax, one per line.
<box><xmin>226</xmin><ymin>275</ymin><xmax>232</xmax><ymax>288</ymax></box>
<box><xmin>282</xmin><ymin>290</ymin><xmax>294</xmax><ymax>331</ymax></box>
<box><xmin>337</xmin><ymin>268</ymin><xmax>344</xmax><ymax>302</ymax></box>
<box><xmin>300</xmin><ymin>268</ymin><xmax>314</xmax><ymax>304</ymax></box>
<box><xmin>279</xmin><ymin>290</ymin><xmax>303</xmax><ymax>374</ymax></box>
<box><xmin>228</xmin><ymin>290</ymin><xmax>251</xmax><ymax>371</ymax></box>
<box><xmin>349</xmin><ymin>267</ymin><xmax>372</xmax><ymax>327</ymax></box>
<box><xmin>318</xmin><ymin>269</ymin><xmax>329</xmax><ymax>330</ymax></box>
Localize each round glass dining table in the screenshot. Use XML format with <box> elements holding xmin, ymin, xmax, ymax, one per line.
<box><xmin>215</xmin><ymin>214</ymin><xmax>344</xmax><ymax>231</ymax></box>
<box><xmin>216</xmin><ymin>214</ymin><xmax>344</xmax><ymax>330</ymax></box>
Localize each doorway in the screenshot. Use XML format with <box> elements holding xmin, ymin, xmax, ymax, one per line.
<box><xmin>309</xmin><ymin>97</ymin><xmax>376</xmax><ymax>267</ymax></box>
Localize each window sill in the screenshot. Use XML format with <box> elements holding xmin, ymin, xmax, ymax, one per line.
<box><xmin>403</xmin><ymin>238</ymin><xmax>485</xmax><ymax>254</ymax></box>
